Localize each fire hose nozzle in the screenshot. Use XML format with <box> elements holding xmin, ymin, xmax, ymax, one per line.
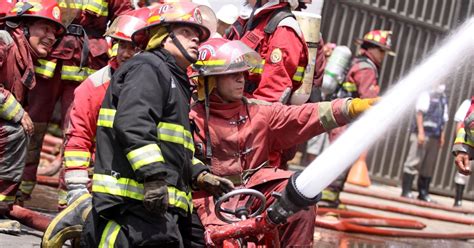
<box><xmin>267</xmin><ymin>172</ymin><xmax>321</xmax><ymax>225</ymax></box>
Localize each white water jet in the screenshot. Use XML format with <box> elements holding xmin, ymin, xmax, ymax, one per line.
<box><xmin>296</xmin><ymin>18</ymin><xmax>474</xmax><ymax>198</ymax></box>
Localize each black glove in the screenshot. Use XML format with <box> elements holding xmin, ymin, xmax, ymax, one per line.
<box><xmin>143</xmin><ymin>178</ymin><xmax>168</xmax><ymax>216</ymax></box>
<box><xmin>196</xmin><ymin>172</ymin><xmax>234</xmax><ymax>197</ymax></box>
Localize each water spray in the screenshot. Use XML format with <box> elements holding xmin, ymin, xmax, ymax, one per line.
<box><xmin>293</xmin><ymin>18</ymin><xmax>474</xmax><ymax>199</ymax></box>
<box><xmin>266</xmin><ymin>18</ymin><xmax>474</xmax><ymax>226</ymax></box>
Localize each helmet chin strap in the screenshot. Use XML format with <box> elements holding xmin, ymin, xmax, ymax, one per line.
<box><xmin>169</xmin><ymin>31</ymin><xmax>197</xmax><ymax>64</ymax></box>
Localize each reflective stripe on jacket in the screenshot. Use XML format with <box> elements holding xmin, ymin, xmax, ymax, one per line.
<box><xmin>93</xmin><ymin>49</ymin><xmax>207</xmax><ymax>216</ymax></box>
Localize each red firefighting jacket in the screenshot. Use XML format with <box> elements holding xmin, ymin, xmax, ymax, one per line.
<box><xmin>0</xmin><ymin>27</ymin><xmax>36</xmax><ymax>121</ymax></box>
<box><xmin>226</xmin><ymin>3</ymin><xmax>308</xmax><ymax>103</ymax></box>
<box><xmin>453</xmin><ymin>97</ymin><xmax>474</xmax><ymax>157</ymax></box>
<box><xmin>62</xmin><ymin>59</ymin><xmax>119</xmax><ymax>172</ymax></box>
<box><xmin>190</xmin><ymin>94</ymin><xmax>352</xmax><ymax>226</ymax></box>
<box><xmin>340</xmin><ymin>49</ymin><xmax>381</xmax><ymax>99</ymax></box>
<box><xmin>34</xmin><ymin>0</ymin><xmax>132</xmax><ymax>83</ymax></box>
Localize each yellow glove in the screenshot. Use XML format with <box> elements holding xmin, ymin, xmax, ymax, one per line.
<box><xmin>348</xmin><ymin>97</ymin><xmax>379</xmax><ymax>118</ymax></box>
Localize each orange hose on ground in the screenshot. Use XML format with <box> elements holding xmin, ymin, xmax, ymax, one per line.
<box><xmin>344</xmin><ymin>185</ymin><xmax>474</xmax><ymax>214</ymax></box>
<box><xmin>341</xmin><ymin>197</ymin><xmax>474</xmax><ymax>225</ymax></box>
<box><xmin>36</xmin><ymin>175</ymin><xmax>60</xmax><ymax>188</ymax></box>
<box><xmin>318</xmin><ymin>208</ymin><xmax>425</xmax><ymax>229</ymax></box>
<box><xmin>316</xmin><ymin>218</ymin><xmax>474</xmax><ymax>239</ymax></box>
<box><xmin>43</xmin><ymin>134</ymin><xmax>63</xmax><ymax>146</ymax></box>
<box><xmin>7</xmin><ymin>205</ymin><xmax>52</xmax><ymax>232</ymax></box>
<box><xmin>40</xmin><ymin>152</ymin><xmax>56</xmax><ymax>162</ymax></box>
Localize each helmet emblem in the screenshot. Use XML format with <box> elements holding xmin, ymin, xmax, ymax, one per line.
<box><xmin>52</xmin><ymin>6</ymin><xmax>60</xmax><ymax>20</ymax></box>
<box><xmin>194</xmin><ymin>8</ymin><xmax>202</xmax><ymax>24</ymax></box>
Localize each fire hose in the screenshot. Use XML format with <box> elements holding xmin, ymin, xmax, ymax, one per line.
<box><xmin>317</xmin><ymin>207</ymin><xmax>426</xmax><ymax>229</ymax></box>
<box><xmin>344</xmin><ymin>185</ymin><xmax>474</xmax><ymax>214</ymax></box>
<box><xmin>341</xmin><ymin>197</ymin><xmax>474</xmax><ymax>225</ymax></box>
<box><xmin>316</xmin><ymin>218</ymin><xmax>474</xmax><ymax>239</ymax></box>
<box><xmin>6</xmin><ymin>205</ymin><xmax>52</xmax><ymax>232</ymax></box>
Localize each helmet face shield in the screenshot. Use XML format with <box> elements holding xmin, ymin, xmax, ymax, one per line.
<box><xmin>193</xmin><ymin>39</ymin><xmax>262</xmax><ymax>77</ymax></box>
<box><xmin>58</xmin><ymin>0</ymin><xmax>81</xmax><ymax>27</ymax></box>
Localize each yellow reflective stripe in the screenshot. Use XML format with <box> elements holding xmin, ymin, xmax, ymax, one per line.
<box><xmin>194</xmin><ymin>59</ymin><xmax>226</xmax><ymax>66</ymax></box>
<box><xmin>168</xmin><ymin>186</ymin><xmax>193</xmax><ymax>213</ymax></box>
<box><xmin>64</xmin><ymin>151</ymin><xmax>91</xmax><ymax>168</ymax></box>
<box><xmin>19</xmin><ymin>181</ymin><xmax>36</xmax><ymax>195</ymax></box>
<box><xmin>321</xmin><ymin>189</ymin><xmax>338</xmax><ymax>201</ymax></box>
<box><xmin>0</xmin><ymin>94</ymin><xmax>22</xmax><ymax>121</ymax></box>
<box><xmin>58</xmin><ymin>1</ymin><xmax>85</xmax><ymax>10</ymax></box>
<box><xmin>250</xmin><ymin>60</ymin><xmax>265</xmax><ymax>74</ymax></box>
<box><xmin>108</xmin><ymin>43</ymin><xmax>118</xmax><ymax>58</ymax></box>
<box><xmin>126</xmin><ymin>144</ymin><xmax>165</xmax><ymax>171</ymax></box>
<box><xmin>157</xmin><ymin>122</ymin><xmax>194</xmax><ymax>152</ymax></box>
<box><xmin>92</xmin><ymin>174</ymin><xmax>192</xmax><ymax>212</ymax></box>
<box><xmin>0</xmin><ymin>194</ymin><xmax>15</xmax><ymax>203</ymax></box>
<box><xmin>99</xmin><ymin>220</ymin><xmax>121</xmax><ymax>248</ymax></box>
<box><xmin>192</xmin><ymin>157</ymin><xmax>204</xmax><ymax>166</ymax></box>
<box><xmin>61</xmin><ymin>65</ymin><xmax>97</xmax><ymax>82</ymax></box>
<box><xmin>92</xmin><ymin>174</ymin><xmax>144</xmax><ymax>201</ymax></box>
<box><xmin>292</xmin><ymin>66</ymin><xmax>305</xmax><ymax>82</ymax></box>
<box><xmin>97</xmin><ymin>108</ymin><xmax>116</xmax><ymax>128</ymax></box>
<box><xmin>455</xmin><ymin>128</ymin><xmax>474</xmax><ymax>147</ymax></box>
<box><xmin>342</xmin><ymin>81</ymin><xmax>358</xmax><ymax>92</ymax></box>
<box><xmin>85</xmin><ymin>0</ymin><xmax>108</xmax><ymax>17</ymax></box>
<box><xmin>57</xmin><ymin>189</ymin><xmax>68</xmax><ymax>206</ymax></box>
<box><xmin>35</xmin><ymin>59</ymin><xmax>57</xmax><ymax>78</ymax></box>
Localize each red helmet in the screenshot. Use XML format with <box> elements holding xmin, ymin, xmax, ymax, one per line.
<box><xmin>192</xmin><ymin>38</ymin><xmax>261</xmax><ymax>77</ymax></box>
<box><xmin>104</xmin><ymin>7</ymin><xmax>152</xmax><ymax>42</ymax></box>
<box><xmin>356</xmin><ymin>29</ymin><xmax>396</xmax><ymax>56</ymax></box>
<box><xmin>4</xmin><ymin>0</ymin><xmax>66</xmax><ymax>35</ymax></box>
<box><xmin>0</xmin><ymin>1</ymin><xmax>16</xmax><ymax>18</ymax></box>
<box><xmin>132</xmin><ymin>2</ymin><xmax>216</xmax><ymax>47</ymax></box>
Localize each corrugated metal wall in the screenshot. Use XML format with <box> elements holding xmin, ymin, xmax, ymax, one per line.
<box><xmin>321</xmin><ymin>0</ymin><xmax>474</xmax><ymax>199</ymax></box>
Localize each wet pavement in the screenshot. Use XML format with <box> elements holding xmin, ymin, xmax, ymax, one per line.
<box><xmin>1</xmin><ymin>183</ymin><xmax>473</xmax><ymax>247</ymax></box>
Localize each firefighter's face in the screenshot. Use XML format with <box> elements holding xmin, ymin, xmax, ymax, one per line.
<box><xmin>116</xmin><ymin>40</ymin><xmax>139</xmax><ymax>66</ymax></box>
<box><xmin>164</xmin><ymin>25</ymin><xmax>200</xmax><ymax>68</ymax></box>
<box><xmin>369</xmin><ymin>47</ymin><xmax>386</xmax><ymax>65</ymax></box>
<box><xmin>215</xmin><ymin>72</ymin><xmax>245</xmax><ymax>103</ymax></box>
<box><xmin>27</xmin><ymin>19</ymin><xmax>58</xmax><ymax>58</ymax></box>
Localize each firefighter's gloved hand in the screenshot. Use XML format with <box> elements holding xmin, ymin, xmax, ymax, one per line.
<box><xmin>196</xmin><ymin>172</ymin><xmax>234</xmax><ymax>197</ymax></box>
<box><xmin>143</xmin><ymin>178</ymin><xmax>168</xmax><ymax>216</ymax></box>
<box><xmin>65</xmin><ymin>169</ymin><xmax>90</xmax><ymax>205</ymax></box>
<box><xmin>348</xmin><ymin>97</ymin><xmax>379</xmax><ymax>118</ymax></box>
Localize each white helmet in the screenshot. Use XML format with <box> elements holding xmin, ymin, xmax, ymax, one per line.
<box><xmin>216</xmin><ymin>4</ymin><xmax>238</xmax><ymax>25</ymax></box>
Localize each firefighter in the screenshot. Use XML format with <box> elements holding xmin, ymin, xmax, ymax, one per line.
<box><xmin>452</xmin><ymin>97</ymin><xmax>474</xmax><ymax>206</ymax></box>
<box><xmin>57</xmin><ymin>7</ymin><xmax>151</xmax><ymax>210</ymax></box>
<box><xmin>190</xmin><ymin>38</ymin><xmax>377</xmax><ymax>247</ymax></box>
<box><xmin>41</xmin><ymin>8</ymin><xmax>152</xmax><ymax>246</ymax></box>
<box><xmin>0</xmin><ymin>0</ymin><xmax>66</xmax><ymax>215</ymax></box>
<box><xmin>81</xmin><ymin>3</ymin><xmax>234</xmax><ymax>247</ymax></box>
<box><xmin>225</xmin><ymin>0</ymin><xmax>308</xmax><ymax>104</ymax></box>
<box><xmin>322</xmin><ymin>29</ymin><xmax>395</xmax><ymax>208</ymax></box>
<box><xmin>18</xmin><ymin>0</ymin><xmax>133</xmax><ymax>203</ymax></box>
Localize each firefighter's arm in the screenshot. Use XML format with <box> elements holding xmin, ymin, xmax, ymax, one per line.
<box><xmin>0</xmin><ymin>87</ymin><xmax>25</xmax><ymax>123</ymax></box>
<box><xmin>313</xmin><ymin>38</ymin><xmax>327</xmax><ymax>88</ymax></box>
<box><xmin>353</xmin><ymin>68</ymin><xmax>379</xmax><ymax>99</ymax></box>
<box><xmin>62</xmin><ymin>84</ymin><xmax>99</xmax><ymax>200</ymax></box>
<box><xmin>453</xmin><ymin>125</ymin><xmax>473</xmax><ymax>175</ymax></box>
<box><xmin>252</xmin><ymin>27</ymin><xmax>306</xmax><ymax>102</ymax></box>
<box><xmin>267</xmin><ymin>98</ymin><xmax>351</xmax><ymax>150</ymax></box>
<box><xmin>113</xmin><ymin>63</ymin><xmax>177</xmax><ymax>183</ymax></box>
